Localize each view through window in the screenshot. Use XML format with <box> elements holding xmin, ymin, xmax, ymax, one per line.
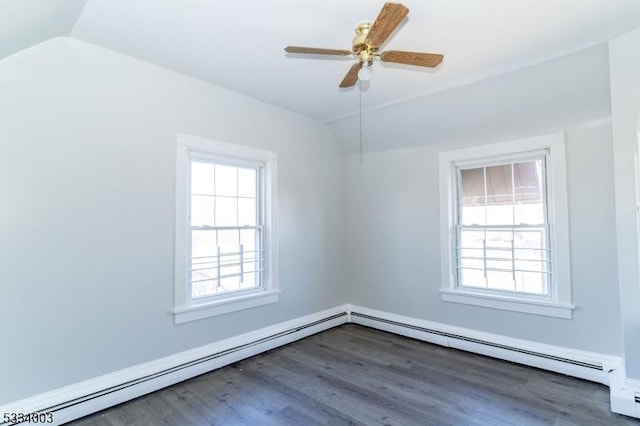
<box><xmin>189</xmin><ymin>158</ymin><xmax>264</xmax><ymax>299</ymax></box>
<box><xmin>456</xmin><ymin>158</ymin><xmax>550</xmax><ymax>295</ymax></box>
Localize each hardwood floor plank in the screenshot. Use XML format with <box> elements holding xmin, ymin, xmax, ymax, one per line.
<box><xmin>277</xmin><ymin>335</ymin><xmax>485</xmax><ymax>425</ymax></box>
<box><xmin>240</xmin><ymin>360</ymin><xmax>368</xmax><ymax>425</ymax></box>
<box><xmin>252</xmin><ymin>353</ymin><xmax>432</xmax><ymax>425</ymax></box>
<box><xmin>69</xmin><ymin>324</ymin><xmax>640</xmax><ymax>425</ymax></box>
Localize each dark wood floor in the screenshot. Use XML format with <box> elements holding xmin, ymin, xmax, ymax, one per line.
<box><xmin>70</xmin><ymin>324</ymin><xmax>640</xmax><ymax>425</ymax></box>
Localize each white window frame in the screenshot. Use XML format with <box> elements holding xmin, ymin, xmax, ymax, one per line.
<box><xmin>174</xmin><ymin>133</ymin><xmax>279</xmax><ymax>324</ymax></box>
<box><xmin>439</xmin><ymin>133</ymin><xmax>574</xmax><ymax>319</ymax></box>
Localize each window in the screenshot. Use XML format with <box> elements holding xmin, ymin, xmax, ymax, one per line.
<box><xmin>174</xmin><ymin>134</ymin><xmax>278</xmax><ymax>324</ymax></box>
<box><xmin>457</xmin><ymin>158</ymin><xmax>549</xmax><ymax>294</ymax></box>
<box><xmin>439</xmin><ymin>133</ymin><xmax>574</xmax><ymax>318</ymax></box>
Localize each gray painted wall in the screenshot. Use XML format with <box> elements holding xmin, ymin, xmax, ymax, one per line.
<box><xmin>0</xmin><ymin>37</ymin><xmax>346</xmax><ymax>404</ymax></box>
<box><xmin>609</xmin><ymin>28</ymin><xmax>640</xmax><ymax>380</ymax></box>
<box><xmin>328</xmin><ymin>45</ymin><xmax>611</xmax><ymax>155</ymax></box>
<box><xmin>344</xmin><ymin>119</ymin><xmax>623</xmax><ymax>354</ymax></box>
<box><xmin>340</xmin><ymin>43</ymin><xmax>623</xmax><ymax>356</ymax></box>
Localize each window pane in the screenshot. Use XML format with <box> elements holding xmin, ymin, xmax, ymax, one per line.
<box><xmin>217</xmin><ymin>229</ymin><xmax>240</xmax><ymax>292</ymax></box>
<box><xmin>460</xmin><ymin>168</ymin><xmax>484</xmax><ymax>198</ymax></box>
<box><xmin>515</xmin><ymin>259</ymin><xmax>547</xmax><ymax>273</ymax></box>
<box><xmin>514</xmin><ymin>160</ymin><xmax>545</xmax><ymax>225</ymax></box>
<box><xmin>460</xmin><ymin>203</ymin><xmax>486</xmax><ymax>226</ymax></box>
<box><xmin>238</xmin><ymin>198</ymin><xmax>257</xmax><ymax>226</ymax></box>
<box><xmin>217</xmin><ymin>229</ymin><xmax>240</xmax><ymax>255</ymax></box>
<box><xmin>486</xmin><ymin>164</ymin><xmax>513</xmax><ymax>225</ymax></box>
<box><xmin>515</xmin><ymin>271</ymin><xmax>547</xmax><ymax>295</ymax></box>
<box><xmin>458</xmin><ymin>247</ymin><xmax>483</xmax><ymax>259</ymax></box>
<box><xmin>458</xmin><ymin>228</ymin><xmax>487</xmax><ymax>289</ymax></box>
<box><xmin>215</xmin><ymin>165</ymin><xmax>237</xmax><ymax>197</ymax></box>
<box><xmin>513</xmin><ymin>228</ymin><xmax>549</xmax><ymax>295</ymax></box>
<box><xmin>191</xmin><ymin>229</ymin><xmax>218</xmax><ymax>298</ymax></box>
<box><xmin>458</xmin><ymin>268</ymin><xmax>486</xmax><ymax>288</ymax></box>
<box><xmin>514</xmin><ymin>247</ymin><xmax>544</xmax><ymax>261</ymax></box>
<box><xmin>219</xmin><ymin>257</ymin><xmax>240</xmax><ymax>275</ymax></box>
<box><xmin>215</xmin><ymin>196</ymin><xmax>237</xmax><ymax>226</ymax></box>
<box><xmin>515</xmin><ymin>201</ymin><xmax>545</xmax><ymax>225</ymax></box>
<box><xmin>240</xmin><ymin>229</ymin><xmax>257</xmax><ymax>254</ymax></box>
<box><xmin>458</xmin><ymin>257</ymin><xmax>484</xmax><ymax>270</ymax></box>
<box><xmin>514</xmin><ymin>229</ymin><xmax>545</xmax><ymax>250</ymax></box>
<box><xmin>241</xmin><ymin>229</ymin><xmax>260</xmax><ymax>289</ymax></box>
<box><xmin>514</xmin><ymin>160</ymin><xmax>543</xmax><ymax>199</ymax></box>
<box><xmin>192</xmin><ymin>279</ymin><xmax>217</xmax><ymax>298</ymax></box>
<box><xmin>238</xmin><ymin>168</ymin><xmax>257</xmax><ymax>198</ymax></box>
<box><xmin>191</xmin><ymin>195</ymin><xmax>214</xmax><ymax>227</ymax></box>
<box><xmin>485</xmin><ymin>164</ymin><xmax>512</xmax><ymax>203</ymax></box>
<box><xmin>240</xmin><ymin>272</ymin><xmax>257</xmax><ymax>289</ymax></box>
<box><xmin>191</xmin><ymin>161</ymin><xmax>214</xmax><ymax>195</ymax></box>
<box><xmin>459</xmin><ymin>229</ymin><xmax>484</xmax><ymax>249</ymax></box>
<box><xmin>486</xmin><ymin>270</ymin><xmax>515</xmax><ymax>291</ymax></box>
<box><xmin>191</xmin><ymin>230</ymin><xmax>216</xmax><ymax>259</ymax></box>
<box><xmin>485</xmin><ymin>229</ymin><xmax>512</xmax><ymax>250</ymax></box>
<box><xmin>486</xmin><ymin>258</ymin><xmax>512</xmax><ymax>272</ymax></box>
<box><xmin>459</xmin><ymin>168</ymin><xmax>485</xmax><ymax>226</ymax></box>
<box><xmin>219</xmin><ymin>276</ymin><xmax>240</xmax><ymax>292</ymax></box>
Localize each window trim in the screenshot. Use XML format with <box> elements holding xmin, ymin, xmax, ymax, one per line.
<box><xmin>174</xmin><ymin>133</ymin><xmax>279</xmax><ymax>324</ymax></box>
<box><xmin>438</xmin><ymin>133</ymin><xmax>574</xmax><ymax>319</ymax></box>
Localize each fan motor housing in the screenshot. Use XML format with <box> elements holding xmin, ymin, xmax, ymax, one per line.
<box><xmin>352</xmin><ymin>22</ymin><xmax>375</xmax><ymax>63</ymax></box>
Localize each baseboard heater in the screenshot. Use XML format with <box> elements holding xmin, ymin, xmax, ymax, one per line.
<box><xmin>5</xmin><ymin>307</ymin><xmax>627</xmax><ymax>424</ymax></box>
<box><xmin>1</xmin><ymin>312</ymin><xmax>347</xmax><ymax>425</ymax></box>
<box><xmin>350</xmin><ymin>311</ymin><xmax>603</xmax><ymax>371</ymax></box>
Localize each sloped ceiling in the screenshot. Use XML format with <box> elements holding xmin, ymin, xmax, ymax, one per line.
<box><xmin>2</xmin><ymin>0</ymin><xmax>640</xmax><ymax>123</ymax></box>
<box><xmin>0</xmin><ymin>0</ymin><xmax>87</xmax><ymax>59</ymax></box>
<box><xmin>329</xmin><ymin>44</ymin><xmax>612</xmax><ymax>154</ymax></box>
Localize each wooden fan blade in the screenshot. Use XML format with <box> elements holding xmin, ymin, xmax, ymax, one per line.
<box><xmin>285</xmin><ymin>46</ymin><xmax>353</xmax><ymax>56</ymax></box>
<box><xmin>339</xmin><ymin>63</ymin><xmax>361</xmax><ymax>88</ymax></box>
<box><xmin>380</xmin><ymin>50</ymin><xmax>443</xmax><ymax>67</ymax></box>
<box><xmin>364</xmin><ymin>3</ymin><xmax>409</xmax><ymax>48</ymax></box>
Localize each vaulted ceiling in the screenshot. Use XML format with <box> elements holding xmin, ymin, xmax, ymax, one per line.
<box><xmin>2</xmin><ymin>0</ymin><xmax>640</xmax><ymax>122</ymax></box>
<box><xmin>0</xmin><ymin>0</ymin><xmax>87</xmax><ymax>59</ymax></box>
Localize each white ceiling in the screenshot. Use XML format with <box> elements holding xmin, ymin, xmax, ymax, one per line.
<box><xmin>330</xmin><ymin>44</ymin><xmax>611</xmax><ymax>154</ymax></box>
<box><xmin>0</xmin><ymin>0</ymin><xmax>86</xmax><ymax>59</ymax></box>
<box><xmin>2</xmin><ymin>1</ymin><xmax>640</xmax><ymax>122</ymax></box>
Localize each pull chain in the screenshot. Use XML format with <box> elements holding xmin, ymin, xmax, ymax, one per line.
<box><xmin>359</xmin><ymin>81</ymin><xmax>363</xmax><ymax>163</ymax></box>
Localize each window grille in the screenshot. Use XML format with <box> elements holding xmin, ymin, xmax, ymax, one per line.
<box><xmin>189</xmin><ymin>158</ymin><xmax>265</xmax><ymax>299</ymax></box>
<box><xmin>455</xmin><ymin>157</ymin><xmax>551</xmax><ymax>296</ymax></box>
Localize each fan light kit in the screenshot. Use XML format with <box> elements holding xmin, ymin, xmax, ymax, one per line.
<box><xmin>284</xmin><ymin>2</ymin><xmax>443</xmax><ymax>87</ymax></box>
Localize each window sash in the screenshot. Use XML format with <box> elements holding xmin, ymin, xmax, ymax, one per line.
<box><xmin>453</xmin><ymin>155</ymin><xmax>552</xmax><ymax>298</ymax></box>
<box><xmin>455</xmin><ymin>155</ymin><xmax>549</xmax><ymax>226</ymax></box>
<box><xmin>188</xmin><ymin>226</ymin><xmax>266</xmax><ymax>300</ymax></box>
<box><xmin>187</xmin><ymin>157</ymin><xmax>266</xmax><ymax>301</ymax></box>
<box><xmin>455</xmin><ymin>224</ymin><xmax>551</xmax><ymax>296</ymax></box>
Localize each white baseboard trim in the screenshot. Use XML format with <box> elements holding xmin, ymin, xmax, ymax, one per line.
<box><xmin>2</xmin><ymin>303</ymin><xmax>638</xmax><ymax>424</ymax></box>
<box><xmin>0</xmin><ymin>305</ymin><xmax>349</xmax><ymax>426</ymax></box>
<box><xmin>346</xmin><ymin>304</ymin><xmax>640</xmax><ymax>419</ymax></box>
<box><xmin>346</xmin><ymin>305</ymin><xmax>621</xmax><ymax>385</ymax></box>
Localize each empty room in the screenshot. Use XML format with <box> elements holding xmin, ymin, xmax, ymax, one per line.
<box><xmin>2</xmin><ymin>1</ymin><xmax>640</xmax><ymax>425</ymax></box>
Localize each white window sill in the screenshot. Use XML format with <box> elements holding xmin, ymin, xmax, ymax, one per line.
<box><xmin>174</xmin><ymin>289</ymin><xmax>280</xmax><ymax>324</ymax></box>
<box><xmin>439</xmin><ymin>289</ymin><xmax>575</xmax><ymax>319</ymax></box>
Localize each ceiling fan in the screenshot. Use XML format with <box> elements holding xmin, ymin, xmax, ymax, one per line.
<box><xmin>284</xmin><ymin>2</ymin><xmax>443</xmax><ymax>88</ymax></box>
